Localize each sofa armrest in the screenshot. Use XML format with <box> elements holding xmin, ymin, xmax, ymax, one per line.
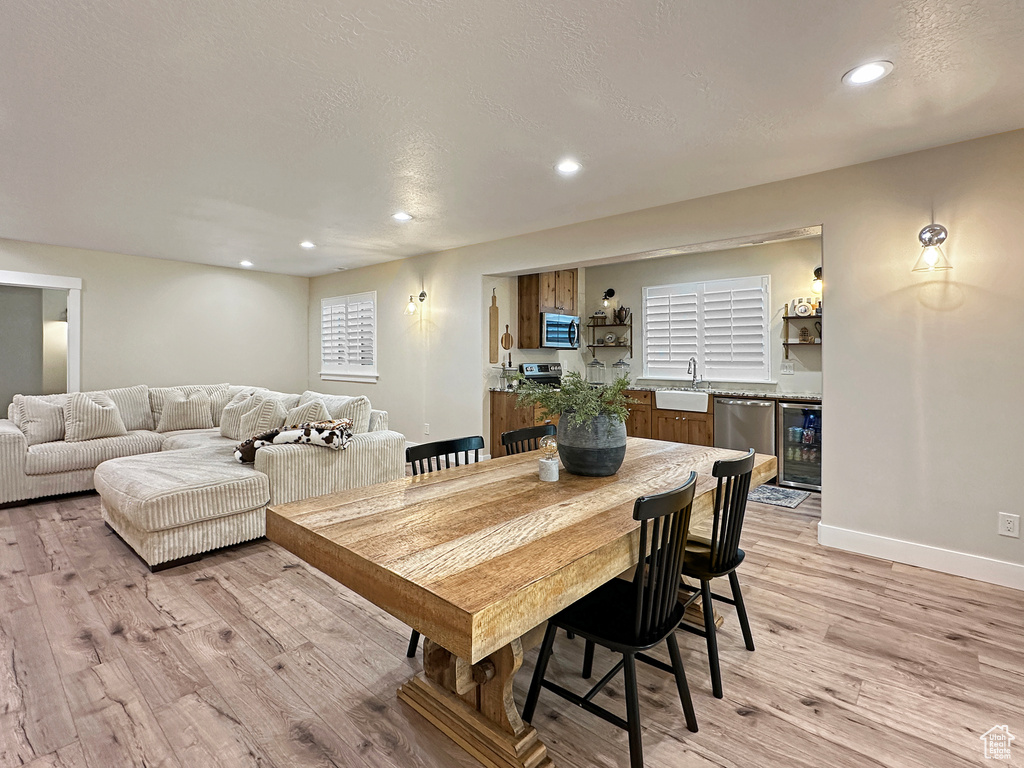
<box><xmin>368</xmin><ymin>409</ymin><xmax>388</xmax><ymax>432</ymax></box>
<box><xmin>255</xmin><ymin>429</ymin><xmax>406</xmax><ymax>506</ymax></box>
<box><xmin>0</xmin><ymin>419</ymin><xmax>29</xmax><ymax>504</ymax></box>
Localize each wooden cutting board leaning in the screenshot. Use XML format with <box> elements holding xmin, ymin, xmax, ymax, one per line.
<box><xmin>489</xmin><ymin>289</ymin><xmax>499</xmax><ymax>364</ymax></box>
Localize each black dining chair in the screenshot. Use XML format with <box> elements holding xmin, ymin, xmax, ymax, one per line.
<box><xmin>403</xmin><ymin>435</ymin><xmax>485</xmax><ymax>657</ymax></box>
<box><xmin>500</xmin><ymin>424</ymin><xmax>556</xmax><ymax>456</ymax></box>
<box><xmin>678</xmin><ymin>448</ymin><xmax>756</xmax><ymax>699</ymax></box>
<box><xmin>406</xmin><ymin>435</ymin><xmax>484</xmax><ymax>477</ymax></box>
<box><xmin>523</xmin><ymin>473</ymin><xmax>700</xmax><ymax>768</ymax></box>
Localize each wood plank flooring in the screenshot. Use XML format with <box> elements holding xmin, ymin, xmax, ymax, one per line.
<box><xmin>1</xmin><ymin>491</ymin><xmax>1022</xmax><ymax>768</ymax></box>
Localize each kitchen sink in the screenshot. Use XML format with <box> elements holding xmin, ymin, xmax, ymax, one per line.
<box><xmin>654</xmin><ymin>390</ymin><xmax>710</xmax><ymax>412</ymax></box>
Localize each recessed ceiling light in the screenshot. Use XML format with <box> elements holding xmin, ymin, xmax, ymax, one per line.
<box><xmin>842</xmin><ymin>61</ymin><xmax>894</xmax><ymax>85</ymax></box>
<box><xmin>556</xmin><ymin>158</ymin><xmax>582</xmax><ymax>175</ymax></box>
<box><xmin>300</xmin><ymin>240</ymin><xmax>316</xmax><ymax>249</ymax></box>
<box><xmin>392</xmin><ymin>211</ymin><xmax>413</xmax><ymax>221</ymax></box>
<box><xmin>239</xmin><ymin>260</ymin><xmax>253</xmax><ymax>268</ymax></box>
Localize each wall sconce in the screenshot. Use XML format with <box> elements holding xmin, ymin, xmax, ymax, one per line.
<box><xmin>912</xmin><ymin>224</ymin><xmax>952</xmax><ymax>272</ymax></box>
<box><xmin>810</xmin><ymin>266</ymin><xmax>823</xmax><ymax>295</ymax></box>
<box><xmin>602</xmin><ymin>288</ymin><xmax>615</xmax><ymax>308</ymax></box>
<box><xmin>404</xmin><ymin>289</ymin><xmax>427</xmax><ymax>315</ymax></box>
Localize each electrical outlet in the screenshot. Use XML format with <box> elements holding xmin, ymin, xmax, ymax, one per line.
<box><xmin>424</xmin><ymin>423</ymin><xmax>430</xmax><ymax>435</ymax></box>
<box><xmin>998</xmin><ymin>512</ymin><xmax>1020</xmax><ymax>538</ymax></box>
<box><xmin>780</xmin><ymin>361</ymin><xmax>795</xmax><ymax>375</ymax></box>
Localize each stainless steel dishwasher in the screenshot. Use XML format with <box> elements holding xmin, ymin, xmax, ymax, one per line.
<box><xmin>713</xmin><ymin>398</ymin><xmax>776</xmax><ymax>455</ymax></box>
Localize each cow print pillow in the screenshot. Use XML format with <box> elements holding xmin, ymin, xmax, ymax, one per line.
<box><xmin>234</xmin><ymin>419</ymin><xmax>354</xmax><ymax>464</ymax></box>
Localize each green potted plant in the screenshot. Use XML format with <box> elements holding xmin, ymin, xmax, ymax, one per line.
<box><xmin>514</xmin><ymin>371</ymin><xmax>634</xmax><ymax>476</ymax></box>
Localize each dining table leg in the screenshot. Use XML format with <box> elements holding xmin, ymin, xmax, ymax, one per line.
<box><xmin>397</xmin><ymin>637</ymin><xmax>554</xmax><ymax>768</ymax></box>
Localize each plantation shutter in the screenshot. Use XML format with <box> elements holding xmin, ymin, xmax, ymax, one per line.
<box><xmin>643</xmin><ymin>284</ymin><xmax>699</xmax><ymax>380</ymax></box>
<box><xmin>701</xmin><ymin>276</ymin><xmax>770</xmax><ymax>382</ymax></box>
<box><xmin>320</xmin><ymin>292</ymin><xmax>378</xmax><ymax>381</ymax></box>
<box><xmin>642</xmin><ymin>276</ymin><xmax>770</xmax><ymax>383</ymax></box>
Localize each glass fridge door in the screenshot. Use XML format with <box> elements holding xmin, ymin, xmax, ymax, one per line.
<box><xmin>777</xmin><ymin>402</ymin><xmax>822</xmax><ymax>491</ymax></box>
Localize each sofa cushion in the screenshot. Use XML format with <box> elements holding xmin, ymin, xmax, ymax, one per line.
<box><xmin>64</xmin><ymin>392</ymin><xmax>128</xmax><ymax>442</ymax></box>
<box><xmin>157</xmin><ymin>390</ymin><xmax>215</xmax><ymax>432</ymax></box>
<box><xmin>286</xmin><ymin>399</ymin><xmax>331</xmax><ymax>426</ymax></box>
<box><xmin>93</xmin><ymin>448</ymin><xmax>270</xmax><ymax>532</ymax></box>
<box><xmin>299</xmin><ymin>391</ymin><xmax>371</xmax><ymax>434</ymax></box>
<box><xmin>25</xmin><ymin>430</ymin><xmax>164</xmax><ymax>475</ymax></box>
<box><xmin>14</xmin><ymin>394</ymin><xmax>68</xmax><ymax>446</ymax></box>
<box><xmin>239</xmin><ymin>397</ymin><xmax>287</xmax><ymax>439</ymax></box>
<box><xmin>219</xmin><ymin>391</ymin><xmax>264</xmax><ymax>440</ymax></box>
<box><xmin>161</xmin><ymin>428</ymin><xmax>239</xmax><ymax>452</ymax></box>
<box><xmin>96</xmin><ymin>384</ymin><xmax>153</xmax><ymax>431</ymax></box>
<box><xmin>150</xmin><ymin>384</ymin><xmax>229</xmax><ymax>424</ymax></box>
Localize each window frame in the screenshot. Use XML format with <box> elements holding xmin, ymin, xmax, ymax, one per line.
<box><xmin>641</xmin><ymin>275</ymin><xmax>771</xmax><ymax>384</ymax></box>
<box><xmin>319</xmin><ymin>291</ymin><xmax>379</xmax><ymax>383</ymax></box>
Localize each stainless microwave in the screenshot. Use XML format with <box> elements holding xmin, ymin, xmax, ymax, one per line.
<box><xmin>540</xmin><ymin>312</ymin><xmax>581</xmax><ymax>349</ymax></box>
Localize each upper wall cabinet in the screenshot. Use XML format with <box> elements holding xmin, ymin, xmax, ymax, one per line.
<box><xmin>518</xmin><ymin>269</ymin><xmax>578</xmax><ymax>348</ymax></box>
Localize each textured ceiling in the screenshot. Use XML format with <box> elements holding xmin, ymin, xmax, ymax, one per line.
<box><xmin>2</xmin><ymin>0</ymin><xmax>1023</xmax><ymax>276</ymax></box>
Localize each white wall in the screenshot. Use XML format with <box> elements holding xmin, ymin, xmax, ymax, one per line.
<box><xmin>309</xmin><ymin>128</ymin><xmax>1024</xmax><ymax>586</ymax></box>
<box><xmin>583</xmin><ymin>238</ymin><xmax>823</xmax><ymax>394</ymax></box>
<box><xmin>0</xmin><ymin>238</ymin><xmax>310</xmax><ymax>393</ymax></box>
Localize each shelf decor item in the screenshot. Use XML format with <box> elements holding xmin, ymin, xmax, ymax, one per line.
<box><xmin>513</xmin><ymin>371</ymin><xmax>633</xmax><ymax>476</ymax></box>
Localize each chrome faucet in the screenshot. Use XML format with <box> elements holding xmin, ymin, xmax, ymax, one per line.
<box><xmin>687</xmin><ymin>357</ymin><xmax>700</xmax><ymax>390</ymax></box>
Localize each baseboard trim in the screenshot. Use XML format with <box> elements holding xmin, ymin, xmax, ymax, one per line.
<box><xmin>818</xmin><ymin>523</ymin><xmax>1024</xmax><ymax>591</ymax></box>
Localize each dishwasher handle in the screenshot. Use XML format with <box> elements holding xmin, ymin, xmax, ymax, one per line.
<box><xmin>716</xmin><ymin>399</ymin><xmax>773</xmax><ymax>407</ymax></box>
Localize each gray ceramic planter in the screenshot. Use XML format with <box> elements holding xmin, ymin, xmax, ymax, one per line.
<box><xmin>556</xmin><ymin>413</ymin><xmax>627</xmax><ymax>477</ymax></box>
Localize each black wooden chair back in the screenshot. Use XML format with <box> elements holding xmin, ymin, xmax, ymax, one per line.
<box><xmin>707</xmin><ymin>449</ymin><xmax>756</xmax><ymax>574</ymax></box>
<box><xmin>631</xmin><ymin>471</ymin><xmax>697</xmax><ymax>645</ymax></box>
<box><xmin>405</xmin><ymin>436</ymin><xmax>485</xmax><ymax>476</ymax></box>
<box><xmin>501</xmin><ymin>424</ymin><xmax>557</xmax><ymax>456</ymax></box>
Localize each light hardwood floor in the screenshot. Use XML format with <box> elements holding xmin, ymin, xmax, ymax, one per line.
<box><xmin>1</xmin><ymin>491</ymin><xmax>1021</xmax><ymax>768</ymax></box>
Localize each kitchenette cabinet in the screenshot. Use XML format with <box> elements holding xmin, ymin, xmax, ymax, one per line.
<box><xmin>489</xmin><ymin>391</ymin><xmax>560</xmax><ymax>456</ymax></box>
<box><xmin>652</xmin><ymin>407</ymin><xmax>713</xmax><ymax>446</ymax></box>
<box><xmin>518</xmin><ymin>269</ymin><xmax>578</xmax><ymax>348</ymax></box>
<box><xmin>624</xmin><ymin>390</ymin><xmax>652</xmax><ymax>438</ymax></box>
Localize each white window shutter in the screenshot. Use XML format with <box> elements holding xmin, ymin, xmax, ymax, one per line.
<box><xmin>320</xmin><ymin>292</ymin><xmax>378</xmax><ymax>382</ymax></box>
<box><xmin>643</xmin><ymin>276</ymin><xmax>770</xmax><ymax>384</ymax></box>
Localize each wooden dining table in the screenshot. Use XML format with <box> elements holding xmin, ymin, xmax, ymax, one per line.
<box><xmin>267</xmin><ymin>437</ymin><xmax>777</xmax><ymax>768</ymax></box>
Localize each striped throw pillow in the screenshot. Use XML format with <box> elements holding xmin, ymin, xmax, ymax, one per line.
<box><xmin>64</xmin><ymin>392</ymin><xmax>128</xmax><ymax>442</ymax></box>
<box><xmin>239</xmin><ymin>397</ymin><xmax>287</xmax><ymax>440</ymax></box>
<box><xmin>156</xmin><ymin>390</ymin><xmax>215</xmax><ymax>432</ymax></box>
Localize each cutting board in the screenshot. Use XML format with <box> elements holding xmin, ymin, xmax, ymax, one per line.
<box><xmin>488</xmin><ymin>290</ymin><xmax>499</xmax><ymax>364</ymax></box>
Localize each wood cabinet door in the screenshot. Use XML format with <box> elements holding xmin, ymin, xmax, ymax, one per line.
<box><xmin>625</xmin><ymin>406</ymin><xmax>651</xmax><ymax>438</ymax></box>
<box><xmin>539</xmin><ymin>272</ymin><xmax>558</xmax><ymax>313</ymax></box>
<box><xmin>555</xmin><ymin>270</ymin><xmax>577</xmax><ymax>314</ymax></box>
<box><xmin>517</xmin><ymin>274</ymin><xmax>541</xmax><ymax>349</ymax></box>
<box><xmin>652</xmin><ymin>409</ymin><xmax>689</xmax><ymax>443</ymax></box>
<box><xmin>534</xmin><ymin>406</ymin><xmax>560</xmax><ymax>427</ymax></box>
<box><xmin>687</xmin><ymin>415</ymin><xmax>711</xmax><ymax>446</ymax></box>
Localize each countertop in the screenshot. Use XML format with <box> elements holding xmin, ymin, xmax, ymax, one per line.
<box><xmin>489</xmin><ymin>386</ymin><xmax>822</xmax><ymax>402</ymax></box>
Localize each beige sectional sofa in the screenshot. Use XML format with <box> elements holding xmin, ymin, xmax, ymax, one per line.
<box><xmin>1</xmin><ymin>384</ymin><xmax>406</xmax><ymax>568</ymax></box>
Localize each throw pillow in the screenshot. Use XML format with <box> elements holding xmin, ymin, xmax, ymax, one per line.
<box><xmin>219</xmin><ymin>391</ymin><xmax>263</xmax><ymax>440</ymax></box>
<box><xmin>235</xmin><ymin>419</ymin><xmax>353</xmax><ymax>464</ymax></box>
<box><xmin>298</xmin><ymin>391</ymin><xmax>371</xmax><ymax>433</ymax></box>
<box><xmin>239</xmin><ymin>397</ymin><xmax>287</xmax><ymax>439</ymax></box>
<box><xmin>156</xmin><ymin>390</ymin><xmax>215</xmax><ymax>432</ymax></box>
<box><xmin>210</xmin><ymin>385</ymin><xmax>261</xmax><ymax>427</ymax></box>
<box><xmin>285</xmin><ymin>399</ymin><xmax>331</xmax><ymax>426</ymax></box>
<box><xmin>64</xmin><ymin>392</ymin><xmax>128</xmax><ymax>442</ymax></box>
<box><xmin>14</xmin><ymin>394</ymin><xmax>68</xmax><ymax>446</ymax></box>
<box><xmin>92</xmin><ymin>384</ymin><xmax>153</xmax><ymax>431</ymax></box>
<box><xmin>150</xmin><ymin>383</ymin><xmax>229</xmax><ymax>423</ymax></box>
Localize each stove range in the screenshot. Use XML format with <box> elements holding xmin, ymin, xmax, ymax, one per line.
<box><xmin>519</xmin><ymin>362</ymin><xmax>562</xmax><ymax>387</ymax></box>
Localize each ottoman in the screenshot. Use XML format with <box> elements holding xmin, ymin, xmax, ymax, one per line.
<box><xmin>94</xmin><ymin>447</ymin><xmax>270</xmax><ymax>570</ymax></box>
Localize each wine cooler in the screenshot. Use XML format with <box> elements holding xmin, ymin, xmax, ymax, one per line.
<box><xmin>777</xmin><ymin>402</ymin><xmax>821</xmax><ymax>491</ymax></box>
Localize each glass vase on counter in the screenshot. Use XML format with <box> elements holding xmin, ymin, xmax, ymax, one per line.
<box><xmin>586</xmin><ymin>358</ymin><xmax>606</xmax><ymax>385</ymax></box>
